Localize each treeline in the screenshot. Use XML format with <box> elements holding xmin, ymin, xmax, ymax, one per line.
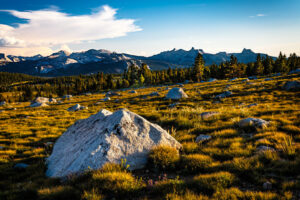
<box><xmin>0</xmin><ymin>52</ymin><xmax>299</xmax><ymax>102</ymax></box>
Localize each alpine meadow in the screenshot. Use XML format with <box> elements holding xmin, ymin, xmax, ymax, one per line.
<box><xmin>0</xmin><ymin>0</ymin><xmax>300</xmax><ymax>200</ymax></box>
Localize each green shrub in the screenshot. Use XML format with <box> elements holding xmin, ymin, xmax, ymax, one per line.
<box><xmin>148</xmin><ymin>145</ymin><xmax>180</xmax><ymax>170</ymax></box>
<box><xmin>38</xmin><ymin>186</ymin><xmax>80</xmax><ymax>200</ymax></box>
<box><xmin>153</xmin><ymin>178</ymin><xmax>186</xmax><ymax>195</ymax></box>
<box><xmin>92</xmin><ymin>171</ymin><xmax>144</xmax><ymax>196</ymax></box>
<box><xmin>165</xmin><ymin>190</ymin><xmax>209</xmax><ymax>200</ymax></box>
<box><xmin>213</xmin><ymin>187</ymin><xmax>280</xmax><ymax>200</ymax></box>
<box><xmin>192</xmin><ymin>171</ymin><xmax>236</xmax><ymax>194</ymax></box>
<box><xmin>180</xmin><ymin>154</ymin><xmax>213</xmax><ymax>172</ymax></box>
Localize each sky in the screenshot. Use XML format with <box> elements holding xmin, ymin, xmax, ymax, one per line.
<box><xmin>0</xmin><ymin>0</ymin><xmax>299</xmax><ymax>57</ymax></box>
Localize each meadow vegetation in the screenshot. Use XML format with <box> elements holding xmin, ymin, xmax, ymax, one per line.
<box><xmin>0</xmin><ymin>72</ymin><xmax>299</xmax><ymax>199</ymax></box>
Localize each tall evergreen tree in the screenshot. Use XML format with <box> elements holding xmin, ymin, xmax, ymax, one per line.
<box><xmin>253</xmin><ymin>54</ymin><xmax>264</xmax><ymax>75</ymax></box>
<box><xmin>192</xmin><ymin>52</ymin><xmax>205</xmax><ymax>82</ymax></box>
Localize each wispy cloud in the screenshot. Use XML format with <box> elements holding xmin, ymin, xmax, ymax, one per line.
<box><xmin>0</xmin><ymin>5</ymin><xmax>141</xmax><ymax>55</ymax></box>
<box><xmin>249</xmin><ymin>13</ymin><xmax>266</xmax><ymax>18</ymax></box>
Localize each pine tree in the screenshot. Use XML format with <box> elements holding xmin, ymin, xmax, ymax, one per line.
<box><xmin>254</xmin><ymin>54</ymin><xmax>264</xmax><ymax>75</ymax></box>
<box><xmin>192</xmin><ymin>52</ymin><xmax>204</xmax><ymax>82</ymax></box>
<box><xmin>263</xmin><ymin>56</ymin><xmax>273</xmax><ymax>75</ymax></box>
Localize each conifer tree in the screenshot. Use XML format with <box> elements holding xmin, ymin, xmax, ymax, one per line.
<box><xmin>192</xmin><ymin>52</ymin><xmax>204</xmax><ymax>82</ymax></box>
<box><xmin>254</xmin><ymin>54</ymin><xmax>264</xmax><ymax>75</ymax></box>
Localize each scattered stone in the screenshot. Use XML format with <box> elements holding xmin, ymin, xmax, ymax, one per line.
<box><xmin>195</xmin><ymin>134</ymin><xmax>211</xmax><ymax>143</ymax></box>
<box><xmin>257</xmin><ymin>145</ymin><xmax>275</xmax><ymax>152</ymax></box>
<box><xmin>62</xmin><ymin>95</ymin><xmax>72</xmax><ymax>99</ymax></box>
<box><xmin>166</xmin><ymin>87</ymin><xmax>188</xmax><ymax>100</ymax></box>
<box><xmin>246</xmin><ymin>82</ymin><xmax>254</xmax><ymax>85</ymax></box>
<box><xmin>283</xmin><ymin>81</ymin><xmax>300</xmax><ymax>91</ymax></box>
<box><xmin>0</xmin><ymin>145</ymin><xmax>4</xmax><ymax>149</ymax></box>
<box><xmin>229</xmin><ymin>78</ymin><xmax>238</xmax><ymax>81</ymax></box>
<box><xmin>200</xmin><ymin>112</ymin><xmax>219</xmax><ymax>120</ymax></box>
<box><xmin>114</xmin><ymin>99</ymin><xmax>120</xmax><ymax>103</ymax></box>
<box><xmin>168</xmin><ymin>102</ymin><xmax>180</xmax><ymax>108</ymax></box>
<box><xmin>264</xmin><ymin>78</ymin><xmax>272</xmax><ymax>81</ymax></box>
<box><xmin>32</xmin><ymin>97</ymin><xmax>49</xmax><ymax>104</ymax></box>
<box><xmin>84</xmin><ymin>92</ymin><xmax>92</xmax><ymax>96</ymax></box>
<box><xmin>0</xmin><ymin>101</ymin><xmax>6</xmax><ymax>106</ymax></box>
<box><xmin>247</xmin><ymin>103</ymin><xmax>258</xmax><ymax>108</ymax></box>
<box><xmin>165</xmin><ymin>87</ymin><xmax>169</xmax><ymax>90</ymax></box>
<box><xmin>288</xmin><ymin>68</ymin><xmax>300</xmax><ymax>75</ymax></box>
<box><xmin>149</xmin><ymin>92</ymin><xmax>160</xmax><ymax>97</ymax></box>
<box><xmin>263</xmin><ymin>181</ymin><xmax>272</xmax><ymax>190</ymax></box>
<box><xmin>106</xmin><ymin>91</ymin><xmax>121</xmax><ymax>97</ymax></box>
<box><xmin>248</xmin><ymin>76</ymin><xmax>257</xmax><ymax>80</ymax></box>
<box><xmin>242</xmin><ymin>78</ymin><xmax>249</xmax><ymax>82</ymax></box>
<box><xmin>157</xmin><ymin>88</ymin><xmax>162</xmax><ymax>91</ymax></box>
<box><xmin>49</xmin><ymin>98</ymin><xmax>57</xmax><ymax>103</ymax></box>
<box><xmin>238</xmin><ymin>118</ymin><xmax>269</xmax><ymax>129</ymax></box>
<box><xmin>101</xmin><ymin>97</ymin><xmax>111</xmax><ymax>101</ymax></box>
<box><xmin>272</xmin><ymin>73</ymin><xmax>281</xmax><ymax>77</ymax></box>
<box><xmin>178</xmin><ymin>84</ymin><xmax>184</xmax><ymax>87</ymax></box>
<box><xmin>44</xmin><ymin>142</ymin><xmax>53</xmax><ymax>147</ymax></box>
<box><xmin>208</xmin><ymin>78</ymin><xmax>217</xmax><ymax>82</ymax></box>
<box><xmin>14</xmin><ymin>163</ymin><xmax>29</xmax><ymax>169</ymax></box>
<box><xmin>215</xmin><ymin>91</ymin><xmax>232</xmax><ymax>99</ymax></box>
<box><xmin>46</xmin><ymin>108</ymin><xmax>182</xmax><ymax>177</ymax></box>
<box><xmin>30</xmin><ymin>102</ymin><xmax>48</xmax><ymax>108</ymax></box>
<box><xmin>67</xmin><ymin>104</ymin><xmax>87</xmax><ymax>112</ymax></box>
<box><xmin>128</xmin><ymin>90</ymin><xmax>137</xmax><ymax>94</ymax></box>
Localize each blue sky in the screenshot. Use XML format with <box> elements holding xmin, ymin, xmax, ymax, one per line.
<box><xmin>0</xmin><ymin>0</ymin><xmax>299</xmax><ymax>56</ymax></box>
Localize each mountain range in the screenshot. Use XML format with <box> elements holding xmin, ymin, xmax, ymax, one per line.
<box><xmin>0</xmin><ymin>48</ymin><xmax>274</xmax><ymax>76</ymax></box>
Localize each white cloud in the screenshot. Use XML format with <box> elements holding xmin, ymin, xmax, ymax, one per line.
<box><xmin>0</xmin><ymin>5</ymin><xmax>141</xmax><ymax>55</ymax></box>
<box><xmin>249</xmin><ymin>14</ymin><xmax>266</xmax><ymax>18</ymax></box>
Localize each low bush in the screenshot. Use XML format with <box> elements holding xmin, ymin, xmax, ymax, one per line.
<box><xmin>92</xmin><ymin>171</ymin><xmax>145</xmax><ymax>196</ymax></box>
<box><xmin>148</xmin><ymin>145</ymin><xmax>180</xmax><ymax>170</ymax></box>
<box><xmin>192</xmin><ymin>171</ymin><xmax>236</xmax><ymax>194</ymax></box>
<box><xmin>180</xmin><ymin>154</ymin><xmax>213</xmax><ymax>173</ymax></box>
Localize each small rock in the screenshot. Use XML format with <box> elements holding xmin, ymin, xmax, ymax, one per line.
<box><xmin>242</xmin><ymin>78</ymin><xmax>250</xmax><ymax>82</ymax></box>
<box><xmin>0</xmin><ymin>101</ymin><xmax>6</xmax><ymax>106</ymax></box>
<box><xmin>238</xmin><ymin>118</ymin><xmax>269</xmax><ymax>129</ymax></box>
<box><xmin>272</xmin><ymin>73</ymin><xmax>281</xmax><ymax>77</ymax></box>
<box><xmin>149</xmin><ymin>92</ymin><xmax>160</xmax><ymax>97</ymax></box>
<box><xmin>248</xmin><ymin>76</ymin><xmax>257</xmax><ymax>80</ymax></box>
<box><xmin>263</xmin><ymin>181</ymin><xmax>272</xmax><ymax>190</ymax></box>
<box><xmin>264</xmin><ymin>78</ymin><xmax>272</xmax><ymax>81</ymax></box>
<box><xmin>229</xmin><ymin>78</ymin><xmax>238</xmax><ymax>81</ymax></box>
<box><xmin>62</xmin><ymin>95</ymin><xmax>72</xmax><ymax>99</ymax></box>
<box><xmin>49</xmin><ymin>98</ymin><xmax>57</xmax><ymax>103</ymax></box>
<box><xmin>128</xmin><ymin>90</ymin><xmax>137</xmax><ymax>94</ymax></box>
<box><xmin>288</xmin><ymin>68</ymin><xmax>300</xmax><ymax>75</ymax></box>
<box><xmin>30</xmin><ymin>102</ymin><xmax>48</xmax><ymax>108</ymax></box>
<box><xmin>101</xmin><ymin>97</ymin><xmax>110</xmax><ymax>101</ymax></box>
<box><xmin>195</xmin><ymin>134</ymin><xmax>211</xmax><ymax>143</ymax></box>
<box><xmin>247</xmin><ymin>103</ymin><xmax>258</xmax><ymax>108</ymax></box>
<box><xmin>166</xmin><ymin>88</ymin><xmax>188</xmax><ymax>100</ymax></box>
<box><xmin>106</xmin><ymin>91</ymin><xmax>121</xmax><ymax>97</ymax></box>
<box><xmin>14</xmin><ymin>163</ymin><xmax>29</xmax><ymax>169</ymax></box>
<box><xmin>208</xmin><ymin>78</ymin><xmax>217</xmax><ymax>82</ymax></box>
<box><xmin>215</xmin><ymin>91</ymin><xmax>232</xmax><ymax>99</ymax></box>
<box><xmin>257</xmin><ymin>145</ymin><xmax>275</xmax><ymax>152</ymax></box>
<box><xmin>246</xmin><ymin>82</ymin><xmax>254</xmax><ymax>85</ymax></box>
<box><xmin>168</xmin><ymin>102</ymin><xmax>180</xmax><ymax>108</ymax></box>
<box><xmin>67</xmin><ymin>104</ymin><xmax>87</xmax><ymax>112</ymax></box>
<box><xmin>283</xmin><ymin>81</ymin><xmax>300</xmax><ymax>91</ymax></box>
<box><xmin>0</xmin><ymin>145</ymin><xmax>4</xmax><ymax>149</ymax></box>
<box><xmin>84</xmin><ymin>92</ymin><xmax>92</xmax><ymax>96</ymax></box>
<box><xmin>200</xmin><ymin>111</ymin><xmax>219</xmax><ymax>120</ymax></box>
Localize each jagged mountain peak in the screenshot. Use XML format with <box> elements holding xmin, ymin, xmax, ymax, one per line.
<box><xmin>241</xmin><ymin>48</ymin><xmax>255</xmax><ymax>54</ymax></box>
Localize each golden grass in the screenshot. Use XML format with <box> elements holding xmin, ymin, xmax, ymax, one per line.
<box><xmin>0</xmin><ymin>74</ymin><xmax>299</xmax><ymax>199</ymax></box>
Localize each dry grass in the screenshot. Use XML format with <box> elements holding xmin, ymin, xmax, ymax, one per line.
<box><xmin>0</xmin><ymin>74</ymin><xmax>299</xmax><ymax>199</ymax></box>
